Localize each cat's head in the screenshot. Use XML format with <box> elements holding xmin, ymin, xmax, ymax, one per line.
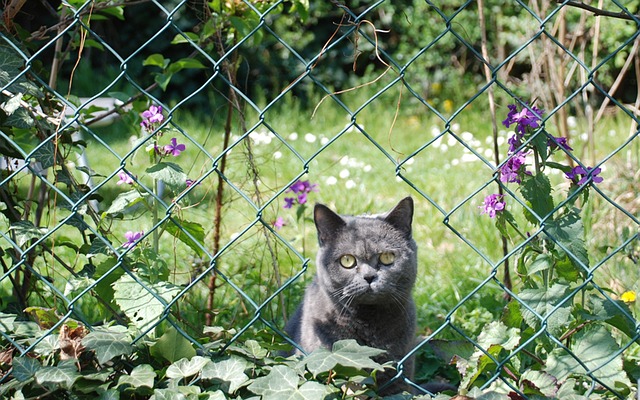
<box><xmin>313</xmin><ymin>197</ymin><xmax>417</xmax><ymax>306</ymax></box>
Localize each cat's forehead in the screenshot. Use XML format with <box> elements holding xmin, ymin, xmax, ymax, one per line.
<box><xmin>327</xmin><ymin>216</ymin><xmax>403</xmax><ymax>250</ymax></box>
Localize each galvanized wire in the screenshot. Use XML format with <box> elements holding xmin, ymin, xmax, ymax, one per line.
<box><xmin>0</xmin><ymin>1</ymin><xmax>639</xmax><ymax>398</ymax></box>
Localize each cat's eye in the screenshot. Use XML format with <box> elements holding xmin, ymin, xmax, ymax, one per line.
<box><xmin>339</xmin><ymin>254</ymin><xmax>357</xmax><ymax>269</ymax></box>
<box><xmin>379</xmin><ymin>252</ymin><xmax>395</xmax><ymax>265</ymax></box>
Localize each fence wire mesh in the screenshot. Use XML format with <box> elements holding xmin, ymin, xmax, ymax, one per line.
<box><xmin>0</xmin><ymin>0</ymin><xmax>639</xmax><ymax>398</ymax></box>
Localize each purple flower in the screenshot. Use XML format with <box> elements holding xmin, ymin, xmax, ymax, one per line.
<box><xmin>123</xmin><ymin>231</ymin><xmax>144</xmax><ymax>248</ymax></box>
<box><xmin>186</xmin><ymin>179</ymin><xmax>195</xmax><ymax>188</ymax></box>
<box><xmin>503</xmin><ymin>103</ymin><xmax>543</xmax><ymax>135</ymax></box>
<box><xmin>547</xmin><ymin>135</ymin><xmax>573</xmax><ymax>152</ymax></box>
<box><xmin>117</xmin><ymin>171</ymin><xmax>134</xmax><ymax>185</ymax></box>
<box><xmin>164</xmin><ymin>137</ymin><xmax>186</xmax><ymax>156</ymax></box>
<box><xmin>287</xmin><ymin>180</ymin><xmax>318</xmax><ymax>194</ymax></box>
<box><xmin>480</xmin><ymin>194</ymin><xmax>505</xmax><ymax>218</ymax></box>
<box><xmin>565</xmin><ymin>166</ymin><xmax>603</xmax><ymax>185</ymax></box>
<box><xmin>499</xmin><ymin>151</ymin><xmax>529</xmax><ymax>184</ymax></box>
<box><xmin>283</xmin><ymin>197</ymin><xmax>295</xmax><ymax>209</ymax></box>
<box><xmin>140</xmin><ymin>105</ymin><xmax>164</xmax><ymax>131</ymax></box>
<box><xmin>283</xmin><ymin>179</ymin><xmax>318</xmax><ymax>209</ymax></box>
<box><xmin>273</xmin><ymin>217</ymin><xmax>286</xmax><ymax>230</ymax></box>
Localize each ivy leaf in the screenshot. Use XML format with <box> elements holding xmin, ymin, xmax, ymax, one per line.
<box><xmin>12</xmin><ymin>356</ymin><xmax>41</xmax><ymax>382</ymax></box>
<box><xmin>520</xmin><ymin>173</ymin><xmax>554</xmax><ymax>221</ymax></box>
<box><xmin>31</xmin><ymin>140</ymin><xmax>56</xmax><ymax>169</ymax></box>
<box><xmin>82</xmin><ymin>327</ymin><xmax>133</xmax><ymax>365</ymax></box>
<box><xmin>112</xmin><ymin>274</ymin><xmax>181</xmax><ymax>333</ymax></box>
<box><xmin>34</xmin><ymin>360</ymin><xmax>80</xmax><ymax>389</ymax></box>
<box><xmin>146</xmin><ymin>162</ymin><xmax>188</xmax><ymax>189</ymax></box>
<box><xmin>545</xmin><ymin>325</ymin><xmax>631</xmax><ymax>390</ymax></box>
<box><xmin>99</xmin><ymin>389</ymin><xmax>120</xmax><ymax>400</ymax></box>
<box><xmin>164</xmin><ymin>219</ymin><xmax>205</xmax><ymax>257</ymax></box>
<box><xmin>149</xmin><ymin>326</ymin><xmax>196</xmax><ymax>363</ymax></box>
<box><xmin>518</xmin><ymin>283</ymin><xmax>574</xmax><ymax>335</ymax></box>
<box><xmin>303</xmin><ymin>339</ymin><xmax>385</xmax><ymax>377</ymax></box>
<box><xmin>248</xmin><ymin>365</ymin><xmax>332</xmax><ymax>400</ymax></box>
<box><xmin>201</xmin><ymin>356</ymin><xmax>250</xmax><ymax>394</ymax></box>
<box><xmin>118</xmin><ymin>364</ymin><xmax>156</xmax><ymax>388</ymax></box>
<box><xmin>545</xmin><ymin>209</ymin><xmax>589</xmax><ymax>270</ymax></box>
<box><xmin>9</xmin><ymin>221</ymin><xmax>48</xmax><ymax>247</ymax></box>
<box><xmin>87</xmin><ymin>236</ymin><xmax>113</xmax><ymax>257</ymax></box>
<box><xmin>166</xmin><ymin>356</ymin><xmax>211</xmax><ymax>380</ymax></box>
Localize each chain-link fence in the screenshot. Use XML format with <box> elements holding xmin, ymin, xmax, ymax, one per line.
<box><xmin>1</xmin><ymin>0</ymin><xmax>639</xmax><ymax>398</ymax></box>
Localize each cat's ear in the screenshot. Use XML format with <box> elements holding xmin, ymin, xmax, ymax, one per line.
<box><xmin>314</xmin><ymin>203</ymin><xmax>346</xmax><ymax>245</ymax></box>
<box><xmin>384</xmin><ymin>197</ymin><xmax>414</xmax><ymax>237</ymax></box>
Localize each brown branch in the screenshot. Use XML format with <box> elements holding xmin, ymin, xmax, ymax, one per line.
<box><xmin>560</xmin><ymin>0</ymin><xmax>639</xmax><ymax>21</ymax></box>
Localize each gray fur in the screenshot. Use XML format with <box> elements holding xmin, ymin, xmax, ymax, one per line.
<box><xmin>285</xmin><ymin>197</ymin><xmax>417</xmax><ymax>394</ymax></box>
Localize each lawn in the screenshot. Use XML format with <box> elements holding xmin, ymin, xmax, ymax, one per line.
<box><xmin>59</xmin><ymin>87</ymin><xmax>639</xmax><ymax>342</ymax></box>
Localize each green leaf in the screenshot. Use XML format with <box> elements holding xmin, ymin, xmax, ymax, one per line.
<box><xmin>248</xmin><ymin>365</ymin><xmax>332</xmax><ymax>400</ymax></box>
<box><xmin>303</xmin><ymin>339</ymin><xmax>385</xmax><ymax>377</ymax></box>
<box><xmin>166</xmin><ymin>356</ymin><xmax>211</xmax><ymax>380</ymax></box>
<box><xmin>31</xmin><ymin>140</ymin><xmax>56</xmax><ymax>169</ymax></box>
<box><xmin>580</xmin><ymin>295</ymin><xmax>637</xmax><ymax>341</ymax></box>
<box><xmin>113</xmin><ymin>274</ymin><xmax>181</xmax><ymax>333</ymax></box>
<box><xmin>34</xmin><ymin>360</ymin><xmax>80</xmax><ymax>389</ymax></box>
<box><xmin>149</xmin><ymin>326</ymin><xmax>196</xmax><ymax>363</ymax></box>
<box><xmin>520</xmin><ymin>369</ymin><xmax>557</xmax><ymax>397</ymax></box>
<box><xmin>527</xmin><ymin>253</ymin><xmax>552</xmax><ymax>275</ymax></box>
<box><xmin>171</xmin><ymin>32</ymin><xmax>199</xmax><ymax>45</ymax></box>
<box><xmin>12</xmin><ymin>356</ymin><xmax>41</xmax><ymax>382</ymax></box>
<box><xmin>155</xmin><ymin>73</ymin><xmax>173</xmax><ymax>91</ymax></box>
<box><xmin>200</xmin><ymin>356</ymin><xmax>250</xmax><ymax>394</ymax></box>
<box><xmin>103</xmin><ymin>189</ymin><xmax>148</xmax><ymax>216</ymax></box>
<box><xmin>518</xmin><ymin>283</ymin><xmax>574</xmax><ymax>335</ymax></box>
<box><xmin>99</xmin><ymin>5</ymin><xmax>125</xmax><ymax>20</ymax></box>
<box><xmin>545</xmin><ymin>209</ymin><xmax>589</xmax><ymax>270</ymax></box>
<box><xmin>9</xmin><ymin>221</ymin><xmax>48</xmax><ymax>247</ymax></box>
<box><xmin>146</xmin><ymin>162</ymin><xmax>188</xmax><ymax>189</ymax></box>
<box><xmin>520</xmin><ymin>173</ymin><xmax>554</xmax><ymax>221</ymax></box>
<box><xmin>143</xmin><ymin>54</ymin><xmax>169</xmax><ymax>69</ymax></box>
<box><xmin>88</xmin><ymin>236</ymin><xmax>112</xmax><ymax>257</ymax></box>
<box><xmin>164</xmin><ymin>220</ymin><xmax>205</xmax><ymax>257</ymax></box>
<box><xmin>99</xmin><ymin>389</ymin><xmax>120</xmax><ymax>400</ymax></box>
<box><xmin>546</xmin><ymin>325</ymin><xmax>631</xmax><ymax>390</ymax></box>
<box><xmin>476</xmin><ymin>321</ymin><xmax>520</xmax><ymax>351</ymax></box>
<box><xmin>169</xmin><ymin>58</ymin><xmax>207</xmax><ymax>72</ymax></box>
<box><xmin>118</xmin><ymin>364</ymin><xmax>156</xmax><ymax>388</ymax></box>
<box><xmin>82</xmin><ymin>327</ymin><xmax>133</xmax><ymax>365</ymax></box>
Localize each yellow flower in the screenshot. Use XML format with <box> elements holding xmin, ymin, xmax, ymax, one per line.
<box><xmin>621</xmin><ymin>291</ymin><xmax>636</xmax><ymax>303</ymax></box>
<box><xmin>443</xmin><ymin>99</ymin><xmax>454</xmax><ymax>113</ymax></box>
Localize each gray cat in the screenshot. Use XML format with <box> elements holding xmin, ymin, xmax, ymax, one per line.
<box><xmin>285</xmin><ymin>197</ymin><xmax>417</xmax><ymax>394</ymax></box>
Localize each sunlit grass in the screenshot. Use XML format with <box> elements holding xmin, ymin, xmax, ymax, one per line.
<box><xmin>49</xmin><ymin>90</ymin><xmax>640</xmax><ymax>337</ymax></box>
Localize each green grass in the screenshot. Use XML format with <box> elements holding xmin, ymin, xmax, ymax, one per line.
<box><xmin>4</xmin><ymin>88</ymin><xmax>638</xmax><ymax>343</ymax></box>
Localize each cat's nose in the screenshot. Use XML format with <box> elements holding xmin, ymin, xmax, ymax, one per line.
<box><xmin>364</xmin><ymin>274</ymin><xmax>377</xmax><ymax>284</ymax></box>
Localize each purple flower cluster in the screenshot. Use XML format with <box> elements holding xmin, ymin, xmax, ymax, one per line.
<box><xmin>479</xmin><ymin>194</ymin><xmax>505</xmax><ymax>218</ymax></box>
<box><xmin>140</xmin><ymin>105</ymin><xmax>164</xmax><ymax>131</ymax></box>
<box><xmin>273</xmin><ymin>179</ymin><xmax>319</xmax><ymax>230</ymax></box>
<box><xmin>500</xmin><ymin>151</ymin><xmax>530</xmax><ymax>184</ymax></box>
<box><xmin>503</xmin><ymin>104</ymin><xmax>543</xmax><ymax>135</ymax></box>
<box><xmin>565</xmin><ymin>166</ymin><xmax>603</xmax><ymax>185</ymax></box>
<box><xmin>283</xmin><ymin>180</ymin><xmax>318</xmax><ymax>209</ymax></box>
